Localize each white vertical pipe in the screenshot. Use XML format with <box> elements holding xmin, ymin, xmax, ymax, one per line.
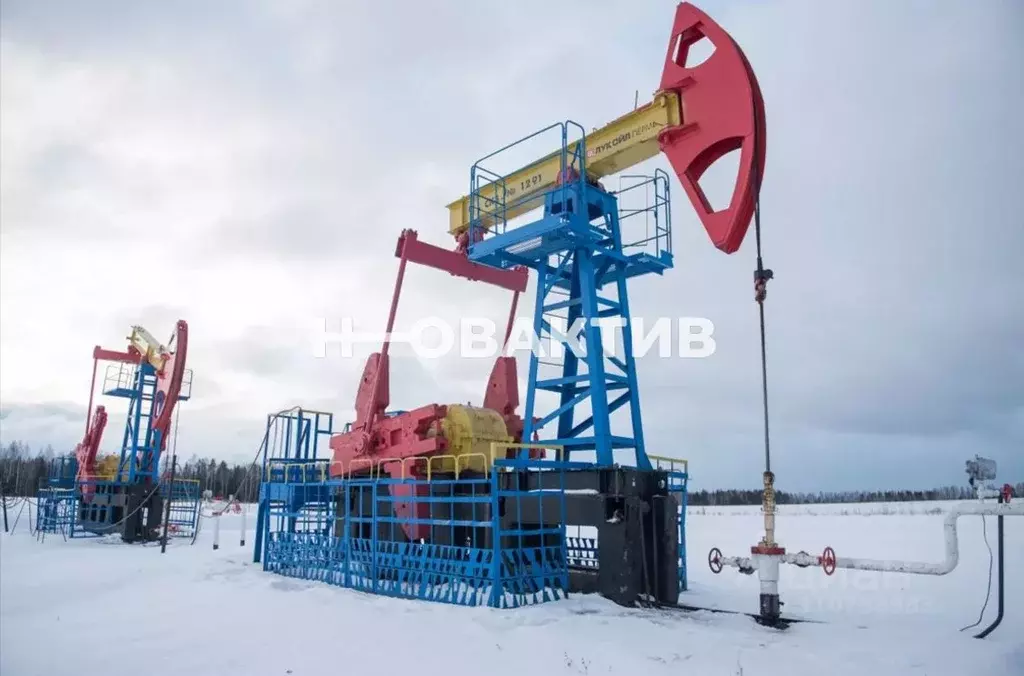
<box><xmin>757</xmin><ymin>554</ymin><xmax>780</xmax><ymax>596</ymax></box>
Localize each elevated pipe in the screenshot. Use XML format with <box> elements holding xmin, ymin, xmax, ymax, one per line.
<box><xmin>711</xmin><ymin>500</ymin><xmax>1023</xmax><ymax>577</ymax></box>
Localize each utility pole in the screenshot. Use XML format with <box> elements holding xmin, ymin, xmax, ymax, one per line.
<box><xmin>1</xmin><ymin>483</ymin><xmax>9</xmax><ymax>533</ymax></box>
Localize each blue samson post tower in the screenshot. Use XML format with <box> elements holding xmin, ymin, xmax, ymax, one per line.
<box><xmin>460</xmin><ymin>127</ymin><xmax>689</xmax><ymax>603</ymax></box>
<box><xmin>466</xmin><ymin>128</ymin><xmax>673</xmax><ymax>470</ymax></box>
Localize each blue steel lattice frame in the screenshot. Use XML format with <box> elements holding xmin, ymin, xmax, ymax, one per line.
<box><xmin>258</xmin><ymin>408</ymin><xmax>335</xmax><ymax>479</ymax></box>
<box><xmin>490</xmin><ymin>457</ymin><xmax>572</xmax><ymax>608</ymax></box>
<box><xmin>160</xmin><ymin>479</ymin><xmax>201</xmax><ymax>536</ymax></box>
<box><xmin>35</xmin><ymin>487</ymin><xmax>79</xmax><ymax>537</ymax></box>
<box><xmin>670</xmin><ymin>464</ymin><xmax>690</xmax><ymax>592</ymax></box>
<box><xmin>104</xmin><ymin>362</ymin><xmax>159</xmax><ymax>484</ymax></box>
<box><xmin>45</xmin><ymin>457</ymin><xmax>79</xmax><ymax>489</ymax></box>
<box><xmin>465</xmin><ymin>121</ymin><xmax>672</xmax><ymax>469</ymax></box>
<box><xmin>36</xmin><ymin>458</ymin><xmax>81</xmax><ymax>536</ymax></box>
<box><xmin>257</xmin><ymin>458</ymin><xmax>571</xmax><ymax>608</ymax></box>
<box><xmin>652</xmin><ymin>455</ymin><xmax>690</xmax><ymax>591</ymax></box>
<box><xmin>253</xmin><ymin>408</ymin><xmax>334</xmax><ymax>564</ymax></box>
<box><xmin>102</xmin><ymin>361</ymin><xmax>193</xmax><ymax>486</ymax></box>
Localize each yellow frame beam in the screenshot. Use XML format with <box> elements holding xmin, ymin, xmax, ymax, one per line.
<box><xmin>447</xmin><ymin>91</ymin><xmax>681</xmax><ymax>236</ymax></box>
<box><xmin>128</xmin><ymin>325</ymin><xmax>169</xmax><ymax>372</ymax></box>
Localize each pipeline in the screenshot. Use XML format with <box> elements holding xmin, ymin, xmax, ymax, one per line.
<box><xmin>713</xmin><ymin>499</ymin><xmax>1023</xmax><ymax>577</ymax></box>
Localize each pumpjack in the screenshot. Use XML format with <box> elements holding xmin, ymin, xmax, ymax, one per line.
<box><xmin>322</xmin><ymin>2</ymin><xmax>766</xmax><ymax>606</ymax></box>
<box><xmin>74</xmin><ymin>321</ymin><xmax>192</xmax><ymax>542</ymax></box>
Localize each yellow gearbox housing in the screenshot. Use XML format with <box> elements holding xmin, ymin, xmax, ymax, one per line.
<box><xmin>431</xmin><ymin>404</ymin><xmax>511</xmax><ymax>475</ymax></box>
<box><xmin>93</xmin><ymin>454</ymin><xmax>120</xmax><ymax>480</ymax></box>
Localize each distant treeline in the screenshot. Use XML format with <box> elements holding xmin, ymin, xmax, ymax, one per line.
<box><xmin>686</xmin><ymin>485</ymin><xmax>1022</xmax><ymax>506</ymax></box>
<box><xmin>0</xmin><ymin>441</ymin><xmax>261</xmax><ymax>502</ymax></box>
<box><xmin>1</xmin><ymin>441</ymin><xmax>1019</xmax><ymax>506</ymax></box>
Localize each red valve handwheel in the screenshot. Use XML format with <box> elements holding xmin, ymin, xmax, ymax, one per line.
<box><xmin>821</xmin><ymin>546</ymin><xmax>837</xmax><ymax>576</ymax></box>
<box><xmin>708</xmin><ymin>547</ymin><xmax>724</xmax><ymax>574</ymax></box>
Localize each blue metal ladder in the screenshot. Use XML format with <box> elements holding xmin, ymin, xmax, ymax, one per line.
<box><xmin>103</xmin><ymin>361</ymin><xmax>194</xmax><ymax>485</ymax></box>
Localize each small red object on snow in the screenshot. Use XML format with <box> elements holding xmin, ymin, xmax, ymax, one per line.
<box><xmin>821</xmin><ymin>546</ymin><xmax>837</xmax><ymax>576</ymax></box>
<box><xmin>1002</xmin><ymin>484</ymin><xmax>1013</xmax><ymax>503</ymax></box>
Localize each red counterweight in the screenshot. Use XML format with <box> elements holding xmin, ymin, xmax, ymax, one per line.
<box><xmin>483</xmin><ymin>355</ymin><xmax>542</xmax><ymax>459</ymax></box>
<box><xmin>329</xmin><ymin>230</ymin><xmax>533</xmax><ymax>540</ymax></box>
<box><xmin>75</xmin><ymin>406</ymin><xmax>109</xmax><ymax>503</ymax></box>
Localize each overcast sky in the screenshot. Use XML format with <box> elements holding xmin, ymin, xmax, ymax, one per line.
<box><xmin>1</xmin><ymin>0</ymin><xmax>1021</xmax><ymax>492</ymax></box>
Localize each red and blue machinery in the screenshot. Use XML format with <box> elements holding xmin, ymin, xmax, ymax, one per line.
<box><xmin>69</xmin><ymin>321</ymin><xmax>193</xmax><ymax>541</ymax></box>
<box><xmin>254</xmin><ymin>407</ymin><xmax>335</xmax><ymax>536</ymax></box>
<box><xmin>258</xmin><ymin>2</ymin><xmax>764</xmax><ymax>608</ymax></box>
<box><xmin>326</xmin><ymin>229</ymin><xmax>536</xmax><ymax>537</ymax></box>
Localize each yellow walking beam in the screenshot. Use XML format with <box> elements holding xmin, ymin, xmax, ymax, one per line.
<box><xmin>128</xmin><ymin>325</ymin><xmax>169</xmax><ymax>372</ymax></box>
<box><xmin>446</xmin><ymin>91</ymin><xmax>681</xmax><ymax>237</ymax></box>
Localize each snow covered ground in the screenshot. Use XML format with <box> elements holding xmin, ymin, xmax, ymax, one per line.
<box><xmin>2</xmin><ymin>500</ymin><xmax>1021</xmax><ymax>676</ymax></box>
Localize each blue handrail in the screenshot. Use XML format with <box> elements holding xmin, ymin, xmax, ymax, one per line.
<box><xmin>468</xmin><ymin>119</ymin><xmax>589</xmax><ymax>244</ymax></box>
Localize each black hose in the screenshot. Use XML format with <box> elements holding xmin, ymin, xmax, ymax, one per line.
<box><xmin>960</xmin><ymin>516</ymin><xmax>993</xmax><ymax>632</ymax></box>
<box><xmin>975</xmin><ymin>491</ymin><xmax>1006</xmax><ymax>639</ymax></box>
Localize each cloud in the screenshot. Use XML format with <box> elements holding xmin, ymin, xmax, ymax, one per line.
<box><xmin>0</xmin><ymin>402</ymin><xmax>86</xmax><ymax>454</ymax></box>
<box><xmin>1</xmin><ymin>0</ymin><xmax>1021</xmax><ymax>491</ymax></box>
